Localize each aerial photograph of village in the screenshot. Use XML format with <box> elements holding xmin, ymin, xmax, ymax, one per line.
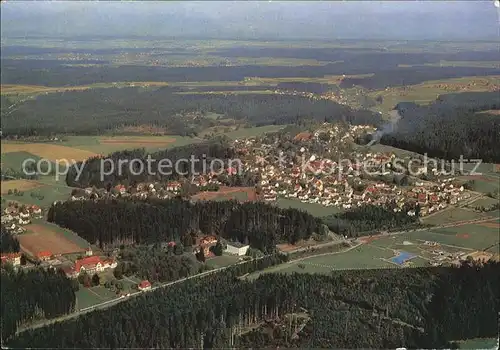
<box><xmin>1</xmin><ymin>1</ymin><xmax>499</xmax><ymax>349</ymax></box>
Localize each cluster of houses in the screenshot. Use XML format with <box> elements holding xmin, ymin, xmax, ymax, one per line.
<box><xmin>67</xmin><ymin>122</ymin><xmax>475</xmax><ymax>220</ymax></box>
<box><xmin>426</xmin><ymin>246</ymin><xmax>496</xmax><ymax>267</ymax></box>
<box><xmin>229</xmin><ymin>123</ymin><xmax>472</xmax><ymax>216</ymax></box>
<box><xmin>0</xmin><ymin>252</ymin><xmax>21</xmax><ymax>266</ymax></box>
<box><xmin>70</xmin><ymin>176</ymin><xmax>225</xmax><ymax>202</ymax></box>
<box><xmin>2</xmin><ymin>204</ymin><xmax>43</xmax><ymax>233</ymax></box>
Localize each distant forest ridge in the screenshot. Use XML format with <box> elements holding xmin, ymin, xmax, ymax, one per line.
<box><xmin>2</xmin><ymin>57</ymin><xmax>499</xmax><ymax>87</ymax></box>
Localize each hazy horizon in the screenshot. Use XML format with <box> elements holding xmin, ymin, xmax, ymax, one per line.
<box><xmin>1</xmin><ymin>1</ymin><xmax>499</xmax><ymax>41</ymax></box>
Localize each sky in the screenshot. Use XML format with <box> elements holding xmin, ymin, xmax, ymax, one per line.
<box><xmin>1</xmin><ymin>1</ymin><xmax>499</xmax><ymax>40</ymax></box>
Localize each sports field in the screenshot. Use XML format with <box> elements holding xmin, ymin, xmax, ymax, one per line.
<box><xmin>18</xmin><ymin>225</ymin><xmax>87</xmax><ymax>258</ymax></box>
<box><xmin>18</xmin><ymin>221</ymin><xmax>90</xmax><ymax>257</ymax></box>
<box><xmin>370</xmin><ymin>221</ymin><xmax>499</xmax><ymax>253</ymax></box>
<box><xmin>251</xmin><ymin>217</ymin><xmax>499</xmax><ymax>278</ymax></box>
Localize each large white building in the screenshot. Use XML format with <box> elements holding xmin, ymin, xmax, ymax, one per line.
<box><xmin>225</xmin><ymin>242</ymin><xmax>250</xmax><ymax>256</ymax></box>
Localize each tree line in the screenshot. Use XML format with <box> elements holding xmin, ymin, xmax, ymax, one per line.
<box><xmin>7</xmin><ymin>262</ymin><xmax>499</xmax><ymax>348</ymax></box>
<box><xmin>1</xmin><ymin>267</ymin><xmax>76</xmax><ymax>342</ymax></box>
<box><xmin>47</xmin><ymin>198</ymin><xmax>320</xmax><ymax>252</ymax></box>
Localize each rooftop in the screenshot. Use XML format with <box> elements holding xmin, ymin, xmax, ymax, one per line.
<box><xmin>227</xmin><ymin>241</ymin><xmax>248</xmax><ymax>248</ymax></box>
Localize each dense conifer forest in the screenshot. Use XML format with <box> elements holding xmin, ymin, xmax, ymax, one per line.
<box><xmin>1</xmin><ymin>267</ymin><xmax>76</xmax><ymax>341</ymax></box>
<box><xmin>0</xmin><ymin>225</ymin><xmax>20</xmax><ymax>253</ymax></box>
<box><xmin>47</xmin><ymin>198</ymin><xmax>320</xmax><ymax>252</ymax></box>
<box><xmin>380</xmin><ymin>91</ymin><xmax>500</xmax><ymax>162</ymax></box>
<box><xmin>8</xmin><ymin>262</ymin><xmax>499</xmax><ymax>348</ymax></box>
<box><xmin>114</xmin><ymin>245</ymin><xmax>205</xmax><ymax>283</ymax></box>
<box><xmin>65</xmin><ymin>139</ymin><xmax>258</xmax><ymax>188</ymax></box>
<box><xmin>323</xmin><ymin>204</ymin><xmax>421</xmax><ymax>237</ymax></box>
<box><xmin>1</xmin><ymin>87</ymin><xmax>381</xmax><ymax>137</ymax></box>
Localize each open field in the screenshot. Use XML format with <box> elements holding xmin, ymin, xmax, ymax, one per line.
<box><xmin>455</xmin><ymin>338</ymin><xmax>498</xmax><ymax>349</ymax></box>
<box><xmin>368</xmin><ymin>76</ymin><xmax>500</xmax><ymax>112</ymax></box>
<box><xmin>48</xmin><ymin>135</ymin><xmax>200</xmax><ymax>154</ymax></box>
<box><xmin>206</xmin><ymin>254</ymin><xmax>241</xmax><ymax>269</ymax></box>
<box><xmin>421</xmin><ymin>207</ymin><xmax>490</xmax><ymax>226</ymax></box>
<box><xmin>223</xmin><ymin>125</ymin><xmax>286</xmax><ymax>139</ymax></box>
<box><xmin>99</xmin><ymin>136</ymin><xmax>176</xmax><ymax>148</ymax></box>
<box><xmin>76</xmin><ymin>286</ymin><xmax>118</xmax><ymax>310</ymax></box>
<box><xmin>466</xmin><ymin>196</ymin><xmax>499</xmax><ymax>208</ymax></box>
<box><xmin>19</xmin><ymin>223</ymin><xmax>88</xmax><ymax>257</ymax></box>
<box><xmin>461</xmin><ymin>162</ymin><xmax>500</xmax><ymax>176</ymax></box>
<box><xmin>399</xmin><ymin>61</ymin><xmax>500</xmax><ymax>69</ymax></box>
<box><xmin>1</xmin><ymin>151</ymin><xmax>50</xmax><ymax>171</ymax></box>
<box><xmin>175</xmin><ymin>90</ymin><xmax>276</xmax><ymax>95</ymax></box>
<box><xmin>0</xmin><ymin>179</ymin><xmax>44</xmax><ymax>194</ymax></box>
<box><xmin>248</xmin><ymin>244</ymin><xmax>397</xmax><ymax>280</ymax></box>
<box><xmin>1</xmin><ymin>178</ymin><xmax>72</xmax><ymax>208</ymax></box>
<box><xmin>372</xmin><ymin>222</ymin><xmax>499</xmax><ymax>252</ymax></box>
<box><xmin>276</xmin><ymin>198</ymin><xmax>343</xmax><ymax>217</ymax></box>
<box><xmin>1</xmin><ymin>82</ymin><xmax>170</xmax><ymax>96</ymax></box>
<box><xmin>192</xmin><ymin>186</ymin><xmax>257</xmax><ymax>202</ymax></box>
<box><xmin>1</xmin><ymin>142</ymin><xmax>100</xmax><ymax>163</ymax></box>
<box><xmin>251</xmin><ymin>217</ymin><xmax>499</xmax><ymax>278</ymax></box>
<box><xmin>459</xmin><ymin>173</ymin><xmax>500</xmax><ymax>195</ymax></box>
<box><xmin>476</xmin><ymin>109</ymin><xmax>500</xmax><ymax>116</ymax></box>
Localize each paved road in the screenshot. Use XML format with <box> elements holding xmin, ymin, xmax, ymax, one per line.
<box><xmin>15</xmin><ymin>255</ymin><xmax>268</xmax><ymax>335</ymax></box>
<box><xmin>15</xmin><ymin>214</ymin><xmax>498</xmax><ymax>335</ymax></box>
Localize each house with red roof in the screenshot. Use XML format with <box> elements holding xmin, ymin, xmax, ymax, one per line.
<box><xmin>63</xmin><ymin>256</ymin><xmax>118</xmax><ymax>278</ymax></box>
<box><xmin>294</xmin><ymin>132</ymin><xmax>313</xmax><ymax>142</ymax></box>
<box><xmin>114</xmin><ymin>184</ymin><xmax>127</xmax><ymax>194</ymax></box>
<box><xmin>37</xmin><ymin>251</ymin><xmax>52</xmax><ymax>261</ymax></box>
<box><xmin>1</xmin><ymin>252</ymin><xmax>21</xmax><ymax>266</ymax></box>
<box><xmin>418</xmin><ymin>193</ymin><xmax>428</xmax><ymax>204</ymax></box>
<box><xmin>138</xmin><ymin>280</ymin><xmax>152</xmax><ymax>291</ymax></box>
<box><xmin>226</xmin><ymin>167</ymin><xmax>238</xmax><ymax>176</ymax></box>
<box><xmin>166</xmin><ymin>181</ymin><xmax>181</xmax><ymax>192</ymax></box>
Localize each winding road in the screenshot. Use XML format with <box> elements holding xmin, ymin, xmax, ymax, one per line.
<box><xmin>14</xmin><ymin>212</ymin><xmax>498</xmax><ymax>336</ymax></box>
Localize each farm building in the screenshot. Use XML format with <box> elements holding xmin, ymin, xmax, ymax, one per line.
<box><xmin>138</xmin><ymin>280</ymin><xmax>152</xmax><ymax>291</ymax></box>
<box><xmin>63</xmin><ymin>256</ymin><xmax>117</xmax><ymax>278</ymax></box>
<box><xmin>225</xmin><ymin>241</ymin><xmax>250</xmax><ymax>256</ymax></box>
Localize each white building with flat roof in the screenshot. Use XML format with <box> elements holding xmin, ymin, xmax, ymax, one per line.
<box><xmin>225</xmin><ymin>242</ymin><xmax>250</xmax><ymax>256</ymax></box>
